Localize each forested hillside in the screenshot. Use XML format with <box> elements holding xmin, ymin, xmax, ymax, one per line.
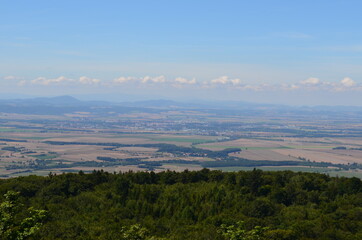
<box><xmin>0</xmin><ymin>169</ymin><xmax>361</xmax><ymax>239</ymax></box>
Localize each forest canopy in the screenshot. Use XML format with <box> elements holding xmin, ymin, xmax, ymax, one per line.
<box><xmin>0</xmin><ymin>169</ymin><xmax>361</xmax><ymax>239</ymax></box>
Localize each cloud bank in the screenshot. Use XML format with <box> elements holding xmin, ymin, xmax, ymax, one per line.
<box><xmin>3</xmin><ymin>75</ymin><xmax>360</xmax><ymax>92</ymax></box>
<box><xmin>29</xmin><ymin>76</ymin><xmax>100</xmax><ymax>85</ymax></box>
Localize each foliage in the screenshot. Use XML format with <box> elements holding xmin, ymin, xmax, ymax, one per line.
<box><xmin>120</xmin><ymin>224</ymin><xmax>149</xmax><ymax>240</ymax></box>
<box><xmin>219</xmin><ymin>221</ymin><xmax>269</xmax><ymax>240</ymax></box>
<box><xmin>0</xmin><ymin>170</ymin><xmax>360</xmax><ymax>239</ymax></box>
<box><xmin>120</xmin><ymin>224</ymin><xmax>167</xmax><ymax>240</ymax></box>
<box><xmin>0</xmin><ymin>191</ymin><xmax>47</xmax><ymax>240</ymax></box>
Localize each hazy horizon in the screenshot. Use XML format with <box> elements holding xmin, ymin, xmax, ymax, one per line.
<box><xmin>2</xmin><ymin>93</ymin><xmax>362</xmax><ymax>108</ymax></box>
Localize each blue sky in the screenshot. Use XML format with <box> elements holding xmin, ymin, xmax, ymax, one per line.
<box><xmin>1</xmin><ymin>1</ymin><xmax>362</xmax><ymax>105</ymax></box>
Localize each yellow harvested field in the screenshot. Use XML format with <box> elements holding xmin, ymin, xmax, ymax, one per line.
<box><xmin>45</xmin><ymin>137</ymin><xmax>152</xmax><ymax>144</ymax></box>
<box><xmin>118</xmin><ymin>147</ymin><xmax>158</xmax><ymax>152</ymax></box>
<box><xmin>281</xmin><ymin>137</ymin><xmax>362</xmax><ymax>147</ymax></box>
<box><xmin>274</xmin><ymin>148</ymin><xmax>362</xmax><ymax>164</ymax></box>
<box><xmin>325</xmin><ymin>138</ymin><xmax>362</xmax><ymax>146</ymax></box>
<box><xmin>212</xmin><ymin>138</ymin><xmax>284</xmax><ymax>148</ymax></box>
<box><xmin>230</xmin><ymin>149</ymin><xmax>298</xmax><ymax>161</ymax></box>
<box><xmin>57</xmin><ymin>166</ymin><xmax>144</xmax><ymax>173</ymax></box>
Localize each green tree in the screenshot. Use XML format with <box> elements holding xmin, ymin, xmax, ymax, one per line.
<box><xmin>120</xmin><ymin>224</ymin><xmax>167</xmax><ymax>240</ymax></box>
<box><xmin>219</xmin><ymin>221</ymin><xmax>269</xmax><ymax>240</ymax></box>
<box><xmin>0</xmin><ymin>191</ymin><xmax>47</xmax><ymax>240</ymax></box>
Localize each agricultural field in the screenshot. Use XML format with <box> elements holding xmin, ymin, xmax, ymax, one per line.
<box><xmin>0</xmin><ymin>98</ymin><xmax>362</xmax><ymax>178</ymax></box>
<box><xmin>0</xmin><ymin>124</ymin><xmax>222</xmax><ymax>177</ymax></box>
<box><xmin>197</xmin><ymin>136</ymin><xmax>362</xmax><ymax>165</ymax></box>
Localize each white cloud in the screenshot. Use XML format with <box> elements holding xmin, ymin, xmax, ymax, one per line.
<box><xmin>301</xmin><ymin>77</ymin><xmax>320</xmax><ymax>85</ymax></box>
<box><xmin>174</xmin><ymin>77</ymin><xmax>196</xmax><ymax>84</ymax></box>
<box><xmin>141</xmin><ymin>75</ymin><xmax>166</xmax><ymax>83</ymax></box>
<box><xmin>113</xmin><ymin>76</ymin><xmax>136</xmax><ymax>84</ymax></box>
<box><xmin>79</xmin><ymin>76</ymin><xmax>100</xmax><ymax>85</ymax></box>
<box><xmin>8</xmin><ymin>74</ymin><xmax>362</xmax><ymax>94</ymax></box>
<box><xmin>3</xmin><ymin>75</ymin><xmax>19</xmax><ymax>80</ymax></box>
<box><xmin>113</xmin><ymin>75</ymin><xmax>170</xmax><ymax>84</ymax></box>
<box><xmin>290</xmin><ymin>84</ymin><xmax>300</xmax><ymax>90</ymax></box>
<box><xmin>236</xmin><ymin>84</ymin><xmax>270</xmax><ymax>91</ymax></box>
<box><xmin>211</xmin><ymin>76</ymin><xmax>241</xmax><ymax>86</ymax></box>
<box><xmin>31</xmin><ymin>76</ymin><xmax>72</xmax><ymax>85</ymax></box>
<box><xmin>281</xmin><ymin>83</ymin><xmax>300</xmax><ymax>91</ymax></box>
<box><xmin>30</xmin><ymin>76</ymin><xmax>101</xmax><ymax>85</ymax></box>
<box><xmin>230</xmin><ymin>78</ymin><xmax>241</xmax><ymax>85</ymax></box>
<box><xmin>340</xmin><ymin>77</ymin><xmax>355</xmax><ymax>87</ymax></box>
<box><xmin>211</xmin><ymin>76</ymin><xmax>229</xmax><ymax>84</ymax></box>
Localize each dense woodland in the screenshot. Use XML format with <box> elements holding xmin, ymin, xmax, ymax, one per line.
<box><xmin>0</xmin><ymin>169</ymin><xmax>361</xmax><ymax>239</ymax></box>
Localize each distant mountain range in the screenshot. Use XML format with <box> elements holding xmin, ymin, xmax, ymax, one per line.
<box><xmin>0</xmin><ymin>95</ymin><xmax>109</xmax><ymax>106</ymax></box>
<box><xmin>0</xmin><ymin>95</ymin><xmax>284</xmax><ymax>111</ymax></box>
<box><xmin>0</xmin><ymin>95</ymin><xmax>361</xmax><ymax>115</ymax></box>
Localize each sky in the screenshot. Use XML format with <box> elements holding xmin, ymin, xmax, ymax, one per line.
<box><xmin>1</xmin><ymin>0</ymin><xmax>362</xmax><ymax>105</ymax></box>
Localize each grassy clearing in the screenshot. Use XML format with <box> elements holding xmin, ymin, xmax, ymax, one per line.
<box><xmin>327</xmin><ymin>171</ymin><xmax>362</xmax><ymax>178</ymax></box>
